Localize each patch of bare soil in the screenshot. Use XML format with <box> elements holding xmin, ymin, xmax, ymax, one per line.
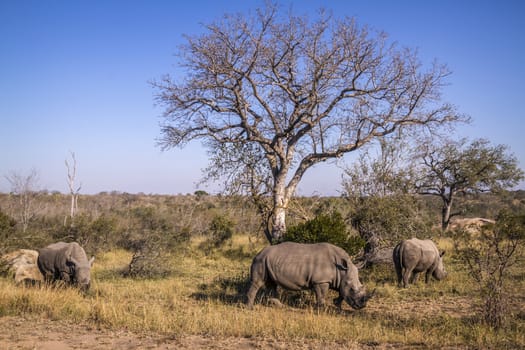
<box><xmin>0</xmin><ymin>316</ymin><xmax>382</xmax><ymax>350</ymax></box>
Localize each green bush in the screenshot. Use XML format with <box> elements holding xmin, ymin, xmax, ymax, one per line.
<box><xmin>349</xmin><ymin>195</ymin><xmax>433</xmax><ymax>244</ymax></box>
<box><xmin>285</xmin><ymin>211</ymin><xmax>365</xmax><ymax>256</ymax></box>
<box><xmin>118</xmin><ymin>205</ymin><xmax>184</xmax><ymax>251</ymax></box>
<box><xmin>199</xmin><ymin>214</ymin><xmax>234</xmax><ymax>254</ymax></box>
<box><xmin>209</xmin><ymin>215</ymin><xmax>234</xmax><ymax>247</ymax></box>
<box><xmin>53</xmin><ymin>214</ymin><xmax>118</xmax><ymax>254</ymax></box>
<box><xmin>130</xmin><ymin>206</ymin><xmax>171</xmax><ymax>232</ymax></box>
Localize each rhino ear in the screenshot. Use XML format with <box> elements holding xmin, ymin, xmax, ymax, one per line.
<box><xmin>69</xmin><ymin>256</ymin><xmax>80</xmax><ymax>267</ymax></box>
<box><xmin>440</xmin><ymin>250</ymin><xmax>446</xmax><ymax>257</ymax></box>
<box><xmin>335</xmin><ymin>259</ymin><xmax>348</xmax><ymax>271</ymax></box>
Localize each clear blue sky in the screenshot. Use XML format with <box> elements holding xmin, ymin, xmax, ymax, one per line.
<box><xmin>1</xmin><ymin>1</ymin><xmax>524</xmax><ymax>195</ymax></box>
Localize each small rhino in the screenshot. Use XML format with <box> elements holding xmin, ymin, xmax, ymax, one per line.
<box><xmin>37</xmin><ymin>242</ymin><xmax>94</xmax><ymax>291</ymax></box>
<box><xmin>393</xmin><ymin>238</ymin><xmax>447</xmax><ymax>288</ymax></box>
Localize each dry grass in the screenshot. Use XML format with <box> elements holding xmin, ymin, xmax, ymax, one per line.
<box><xmin>1</xmin><ymin>235</ymin><xmax>524</xmax><ymax>348</ymax></box>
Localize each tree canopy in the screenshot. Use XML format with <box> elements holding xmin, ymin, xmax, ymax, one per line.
<box><xmin>415</xmin><ymin>138</ymin><xmax>524</xmax><ymax>230</ymax></box>
<box><xmin>153</xmin><ymin>3</ymin><xmax>465</xmax><ymax>242</ymax></box>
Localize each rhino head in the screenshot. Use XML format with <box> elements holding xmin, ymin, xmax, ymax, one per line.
<box><xmin>69</xmin><ymin>256</ymin><xmax>95</xmax><ymax>291</ymax></box>
<box><xmin>336</xmin><ymin>260</ymin><xmax>374</xmax><ymax>310</ymax></box>
<box><xmin>433</xmin><ymin>250</ymin><xmax>447</xmax><ymax>281</ymax></box>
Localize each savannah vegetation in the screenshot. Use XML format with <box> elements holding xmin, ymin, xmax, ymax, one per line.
<box><xmin>1</xmin><ymin>190</ymin><xmax>524</xmax><ymax>348</ymax></box>
<box><xmin>2</xmin><ymin>3</ymin><xmax>524</xmax><ymax>348</ymax></box>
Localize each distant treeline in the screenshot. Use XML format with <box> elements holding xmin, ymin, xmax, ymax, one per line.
<box><xmin>1</xmin><ymin>190</ymin><xmax>524</xmax><ymax>255</ymax></box>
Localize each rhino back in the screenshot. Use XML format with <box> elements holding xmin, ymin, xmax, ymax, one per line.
<box><xmin>403</xmin><ymin>238</ymin><xmax>440</xmax><ymax>271</ymax></box>
<box><xmin>37</xmin><ymin>247</ymin><xmax>60</xmax><ymax>278</ymax></box>
<box><xmin>37</xmin><ymin>242</ymin><xmax>87</xmax><ymax>277</ymax></box>
<box><xmin>256</xmin><ymin>242</ymin><xmax>345</xmax><ymax>290</ymax></box>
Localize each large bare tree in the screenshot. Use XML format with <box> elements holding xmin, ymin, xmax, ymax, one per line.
<box><xmin>154</xmin><ymin>4</ymin><xmax>464</xmax><ymax>242</ymax></box>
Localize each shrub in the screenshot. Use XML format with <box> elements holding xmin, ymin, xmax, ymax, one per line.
<box><xmin>130</xmin><ymin>206</ymin><xmax>170</xmax><ymax>232</ymax></box>
<box><xmin>349</xmin><ymin>195</ymin><xmax>432</xmax><ymax>244</ymax></box>
<box><xmin>194</xmin><ymin>190</ymin><xmax>209</xmax><ymax>198</ymax></box>
<box><xmin>121</xmin><ymin>206</ymin><xmax>191</xmax><ymax>278</ymax></box>
<box><xmin>454</xmin><ymin>209</ymin><xmax>525</xmax><ymax>329</ymax></box>
<box><xmin>348</xmin><ymin>195</ymin><xmax>434</xmax><ymax>266</ymax></box>
<box><xmin>88</xmin><ymin>215</ymin><xmax>118</xmax><ymax>252</ymax></box>
<box><xmin>285</xmin><ymin>211</ymin><xmax>365</xmax><ymax>256</ymax></box>
<box><xmin>209</xmin><ymin>215</ymin><xmax>234</xmax><ymax>247</ymax></box>
<box><xmin>118</xmin><ymin>205</ymin><xmax>187</xmax><ymax>250</ymax></box>
<box><xmin>199</xmin><ymin>214</ymin><xmax>234</xmax><ymax>254</ymax></box>
<box><xmin>53</xmin><ymin>214</ymin><xmax>118</xmax><ymax>254</ymax></box>
<box><xmin>124</xmin><ymin>233</ymin><xmax>173</xmax><ymax>279</ymax></box>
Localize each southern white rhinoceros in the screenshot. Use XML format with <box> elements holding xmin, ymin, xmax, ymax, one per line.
<box><xmin>246</xmin><ymin>242</ymin><xmax>373</xmax><ymax>309</ymax></box>
<box><xmin>37</xmin><ymin>242</ymin><xmax>94</xmax><ymax>291</ymax></box>
<box><xmin>393</xmin><ymin>238</ymin><xmax>447</xmax><ymax>288</ymax></box>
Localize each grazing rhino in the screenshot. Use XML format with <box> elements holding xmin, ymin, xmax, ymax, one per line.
<box><xmin>393</xmin><ymin>238</ymin><xmax>447</xmax><ymax>288</ymax></box>
<box><xmin>246</xmin><ymin>242</ymin><xmax>374</xmax><ymax>309</ymax></box>
<box><xmin>37</xmin><ymin>242</ymin><xmax>94</xmax><ymax>291</ymax></box>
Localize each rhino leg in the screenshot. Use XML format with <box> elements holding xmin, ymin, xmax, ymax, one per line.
<box><xmin>425</xmin><ymin>269</ymin><xmax>432</xmax><ymax>283</ymax></box>
<box><xmin>267</xmin><ymin>281</ymin><xmax>280</xmax><ymax>301</ymax></box>
<box><xmin>409</xmin><ymin>272</ymin><xmax>420</xmax><ymax>284</ymax></box>
<box><xmin>263</xmin><ymin>280</ymin><xmax>282</xmax><ymax>307</ymax></box>
<box><xmin>60</xmin><ymin>271</ymin><xmax>72</xmax><ymax>283</ymax></box>
<box><xmin>246</xmin><ymin>280</ymin><xmax>264</xmax><ymax>308</ymax></box>
<box><xmin>402</xmin><ymin>267</ymin><xmax>413</xmax><ymax>288</ymax></box>
<box><xmin>313</xmin><ymin>283</ymin><xmax>329</xmax><ymax>308</ymax></box>
<box><xmin>395</xmin><ymin>266</ymin><xmax>403</xmax><ymax>286</ymax></box>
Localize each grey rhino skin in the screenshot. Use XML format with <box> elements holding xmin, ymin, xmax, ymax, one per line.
<box><xmin>393</xmin><ymin>238</ymin><xmax>447</xmax><ymax>288</ymax></box>
<box><xmin>246</xmin><ymin>242</ymin><xmax>373</xmax><ymax>309</ymax></box>
<box><xmin>37</xmin><ymin>242</ymin><xmax>94</xmax><ymax>291</ymax></box>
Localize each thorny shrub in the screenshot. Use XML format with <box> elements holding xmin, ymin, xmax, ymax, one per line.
<box><xmin>285</xmin><ymin>211</ymin><xmax>365</xmax><ymax>256</ymax></box>
<box><xmin>453</xmin><ymin>209</ymin><xmax>525</xmax><ymax>329</ymax></box>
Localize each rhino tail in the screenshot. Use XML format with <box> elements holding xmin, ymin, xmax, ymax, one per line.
<box><xmin>396</xmin><ymin>242</ymin><xmax>405</xmax><ymax>286</ymax></box>
<box><xmin>398</xmin><ymin>243</ymin><xmax>402</xmax><ymax>268</ymax></box>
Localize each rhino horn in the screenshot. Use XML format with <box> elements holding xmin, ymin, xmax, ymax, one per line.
<box><xmin>89</xmin><ymin>256</ymin><xmax>95</xmax><ymax>267</ymax></box>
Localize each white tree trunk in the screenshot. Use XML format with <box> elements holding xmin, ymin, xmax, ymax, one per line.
<box><xmin>269</xmin><ymin>173</ymin><xmax>294</xmax><ymax>243</ymax></box>
<box><xmin>271</xmin><ymin>205</ymin><xmax>287</xmax><ymax>242</ymax></box>
<box><xmin>65</xmin><ymin>151</ymin><xmax>81</xmax><ymax>226</ymax></box>
<box><xmin>442</xmin><ymin>197</ymin><xmax>453</xmax><ymax>231</ymax></box>
<box><xmin>70</xmin><ymin>195</ymin><xmax>76</xmax><ymax>219</ymax></box>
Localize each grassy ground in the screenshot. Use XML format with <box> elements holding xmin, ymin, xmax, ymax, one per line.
<box><xmin>1</xmin><ymin>235</ymin><xmax>524</xmax><ymax>348</ymax></box>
